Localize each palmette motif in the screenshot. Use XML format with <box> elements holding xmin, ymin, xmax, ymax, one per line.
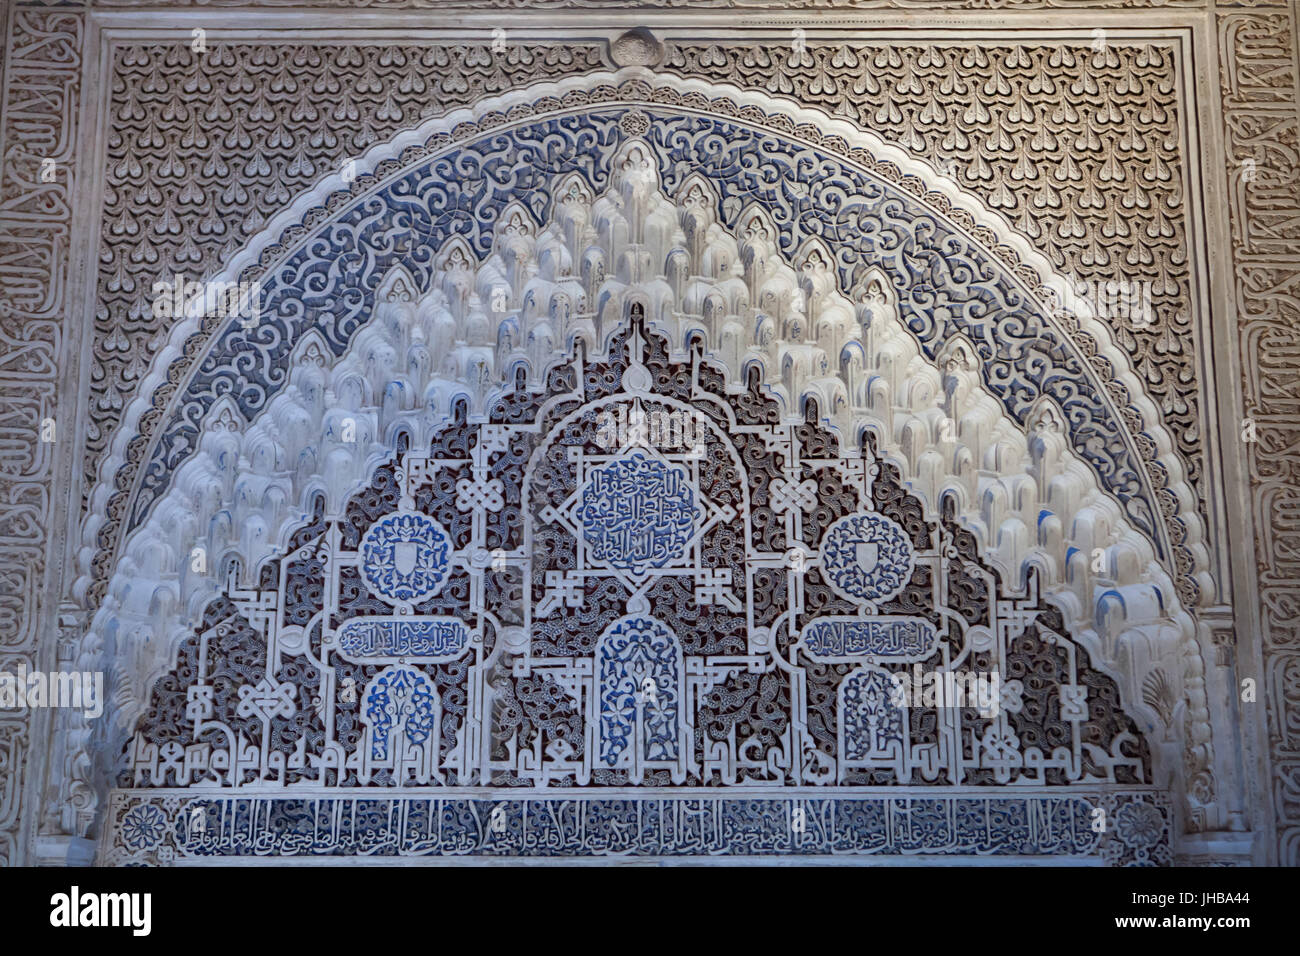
<box><xmin>121</xmin><ymin>105</ymin><xmax>1168</xmax><ymax>576</ymax></box>
<box><xmin>91</xmin><ymin>102</ymin><xmax>1207</xmax><ymax>826</ymax></box>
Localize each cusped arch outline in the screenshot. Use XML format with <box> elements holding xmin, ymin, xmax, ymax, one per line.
<box><xmin>75</xmin><ymin>69</ymin><xmax>1216</xmax><ymax>825</ymax></box>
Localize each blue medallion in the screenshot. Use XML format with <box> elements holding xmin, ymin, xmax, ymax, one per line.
<box><xmin>359</xmin><ymin>511</ymin><xmax>452</xmax><ymax>603</ymax></box>
<box><xmin>821</xmin><ymin>512</ymin><xmax>915</xmax><ymax>603</ymax></box>
<box><xmin>578</xmin><ymin>452</ymin><xmax>699</xmax><ymax>575</ymax></box>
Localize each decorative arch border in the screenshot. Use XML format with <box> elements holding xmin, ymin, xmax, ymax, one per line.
<box><xmin>73</xmin><ymin>68</ymin><xmax>1221</xmax><ymax>842</ymax></box>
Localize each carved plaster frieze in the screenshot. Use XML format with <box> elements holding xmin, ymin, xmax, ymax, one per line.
<box><xmin>1218</xmin><ymin>6</ymin><xmax>1300</xmax><ymax>866</ymax></box>
<box><xmin>0</xmin><ymin>6</ymin><xmax>82</xmax><ymax>867</ymax></box>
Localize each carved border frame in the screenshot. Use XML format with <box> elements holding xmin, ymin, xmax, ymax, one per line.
<box><xmin>0</xmin><ymin>1</ymin><xmax>1287</xmax><ymax>866</ymax></box>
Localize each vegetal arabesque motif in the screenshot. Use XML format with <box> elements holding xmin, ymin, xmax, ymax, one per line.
<box><xmin>89</xmin><ymin>75</ymin><xmax>1196</xmax><ymax>862</ymax></box>
<box><xmin>360</xmin><ymin>511</ymin><xmax>452</xmax><ymax>603</ymax></box>
<box><xmin>821</xmin><ymin>512</ymin><xmax>915</xmax><ymax>603</ymax></box>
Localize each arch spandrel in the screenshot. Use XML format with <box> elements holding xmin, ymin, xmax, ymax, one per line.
<box><xmin>84</xmin><ymin>72</ymin><xmax>1210</xmax><ymax>864</ymax></box>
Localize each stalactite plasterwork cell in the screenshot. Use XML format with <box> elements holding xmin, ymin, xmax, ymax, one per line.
<box><xmin>103</xmin><ymin>315</ymin><xmax>1170</xmax><ymax>861</ymax></box>
<box><xmin>84</xmin><ymin>37</ymin><xmax>1206</xmax><ymax>616</ymax></box>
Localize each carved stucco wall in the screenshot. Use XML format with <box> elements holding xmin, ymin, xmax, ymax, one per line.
<box><xmin>1217</xmin><ymin>5</ymin><xmax>1300</xmax><ymax>868</ymax></box>
<box><xmin>0</xmin><ymin>3</ymin><xmax>83</xmax><ymax>868</ymax></box>
<box><xmin>92</xmin><ymin>77</ymin><xmax>1188</xmax><ymax>862</ymax></box>
<box><xmin>0</xmin><ymin>0</ymin><xmax>1294</xmax><ymax>865</ymax></box>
